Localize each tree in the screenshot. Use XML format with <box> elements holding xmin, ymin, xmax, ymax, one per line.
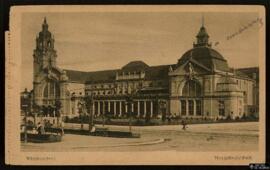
<box><xmin>145</xmin><ymin>111</ymin><xmax>150</xmax><ymax>124</ymax></box>
<box><xmin>77</xmin><ymin>99</ymin><xmax>86</xmax><ymax>130</ymax></box>
<box><xmin>41</xmin><ymin>105</ymin><xmax>48</xmax><ymax>117</ymax></box>
<box><xmin>31</xmin><ymin>103</ymin><xmax>41</xmax><ymax>125</ymax></box>
<box><xmin>85</xmin><ymin>95</ymin><xmax>94</xmax><ymax>132</ymax></box>
<box><xmin>47</xmin><ymin>105</ymin><xmax>53</xmax><ymax>117</ymax></box>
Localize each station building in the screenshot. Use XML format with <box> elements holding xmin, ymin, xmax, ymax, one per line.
<box><xmin>31</xmin><ymin>18</ymin><xmax>258</xmax><ymax>120</ymax></box>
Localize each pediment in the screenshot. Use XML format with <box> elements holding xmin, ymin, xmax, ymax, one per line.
<box><xmin>169</xmin><ymin>59</ymin><xmax>211</xmax><ymax>76</ymax></box>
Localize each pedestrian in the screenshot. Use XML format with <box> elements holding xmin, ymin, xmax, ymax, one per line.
<box><xmin>40</xmin><ymin>123</ymin><xmax>45</xmax><ymax>134</ymax></box>
<box><xmin>37</xmin><ymin>122</ymin><xmax>42</xmax><ymax>135</ymax></box>
<box><xmin>90</xmin><ymin>125</ymin><xmax>96</xmax><ymax>133</ymax></box>
<box><xmin>181</xmin><ymin>119</ymin><xmax>187</xmax><ymax>130</ymax></box>
<box><xmin>60</xmin><ymin>120</ymin><xmax>65</xmax><ymax>136</ymax></box>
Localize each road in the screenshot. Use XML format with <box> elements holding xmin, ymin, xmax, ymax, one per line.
<box><xmin>21</xmin><ymin>122</ymin><xmax>259</xmax><ymax>152</ymax></box>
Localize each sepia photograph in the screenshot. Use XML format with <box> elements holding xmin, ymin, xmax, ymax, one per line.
<box><xmin>5</xmin><ymin>5</ymin><xmax>265</xmax><ymax>165</ymax></box>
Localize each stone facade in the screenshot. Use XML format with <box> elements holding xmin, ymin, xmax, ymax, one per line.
<box><xmin>31</xmin><ymin>18</ymin><xmax>258</xmax><ymax>120</ymax></box>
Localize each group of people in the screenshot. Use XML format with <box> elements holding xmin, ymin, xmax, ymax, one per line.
<box><xmin>25</xmin><ymin>120</ymin><xmax>65</xmax><ymax>136</ymax></box>
<box><xmin>36</xmin><ymin>122</ymin><xmax>45</xmax><ymax>135</ymax></box>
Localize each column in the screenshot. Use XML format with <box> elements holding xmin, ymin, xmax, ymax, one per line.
<box><xmin>103</xmin><ymin>101</ymin><xmax>105</xmax><ymax>116</ymax></box>
<box><xmin>186</xmin><ymin>100</ymin><xmax>189</xmax><ymax>116</ymax></box>
<box><xmin>119</xmin><ymin>101</ymin><xmax>122</xmax><ymax>117</ymax></box>
<box><xmin>48</xmin><ymin>83</ymin><xmax>50</xmax><ymax>102</ymax></box>
<box><xmin>179</xmin><ymin>100</ymin><xmax>181</xmax><ymax>116</ymax></box>
<box><xmin>108</xmin><ymin>101</ymin><xmax>111</xmax><ymax>112</ymax></box>
<box><xmin>114</xmin><ymin>101</ymin><xmax>116</xmax><ymax>116</ymax></box>
<box><xmin>193</xmin><ymin>99</ymin><xmax>196</xmax><ymax>116</ymax></box>
<box><xmin>150</xmin><ymin>101</ymin><xmax>153</xmax><ymax>117</ymax></box>
<box><xmin>92</xmin><ymin>101</ymin><xmax>95</xmax><ymax>115</ymax></box>
<box><xmin>98</xmin><ymin>101</ymin><xmax>100</xmax><ymax>116</ymax></box>
<box><xmin>53</xmin><ymin>83</ymin><xmax>56</xmax><ymax>100</ymax></box>
<box><xmin>125</xmin><ymin>102</ymin><xmax>128</xmax><ymax>113</ymax></box>
<box><xmin>137</xmin><ymin>101</ymin><xmax>140</xmax><ymax>117</ymax></box>
<box><xmin>131</xmin><ymin>103</ymin><xmax>134</xmax><ymax>113</ymax></box>
<box><xmin>143</xmin><ymin>100</ymin><xmax>147</xmax><ymax>117</ymax></box>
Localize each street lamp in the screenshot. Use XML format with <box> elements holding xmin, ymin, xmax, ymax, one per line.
<box><xmin>85</xmin><ymin>94</ymin><xmax>94</xmax><ymax>133</ymax></box>
<box><xmin>126</xmin><ymin>95</ymin><xmax>133</xmax><ymax>132</ymax></box>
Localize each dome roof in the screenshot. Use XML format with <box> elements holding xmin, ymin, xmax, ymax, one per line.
<box><xmin>121</xmin><ymin>61</ymin><xmax>149</xmax><ymax>72</ymax></box>
<box><xmin>177</xmin><ymin>46</ymin><xmax>230</xmax><ymax>72</ymax></box>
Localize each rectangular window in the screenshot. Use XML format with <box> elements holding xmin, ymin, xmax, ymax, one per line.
<box><xmin>218</xmin><ymin>100</ymin><xmax>225</xmax><ymax>116</ymax></box>
<box><xmin>196</xmin><ymin>100</ymin><xmax>201</xmax><ymax>115</ymax></box>
<box><xmin>181</xmin><ymin>100</ymin><xmax>186</xmax><ymax>115</ymax></box>
<box><xmin>188</xmin><ymin>100</ymin><xmax>194</xmax><ymax>115</ymax></box>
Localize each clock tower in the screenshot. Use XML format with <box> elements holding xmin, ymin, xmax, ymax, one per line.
<box><xmin>33</xmin><ymin>17</ymin><xmax>57</xmax><ymax>80</ymax></box>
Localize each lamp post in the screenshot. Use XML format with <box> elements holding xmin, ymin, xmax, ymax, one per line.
<box><xmin>102</xmin><ymin>109</ymin><xmax>105</xmax><ymax>127</ymax></box>
<box><xmin>77</xmin><ymin>96</ymin><xmax>85</xmax><ymax>130</ymax></box>
<box><xmin>125</xmin><ymin>95</ymin><xmax>133</xmax><ymax>132</ymax></box>
<box><xmin>85</xmin><ymin>94</ymin><xmax>94</xmax><ymax>132</ymax></box>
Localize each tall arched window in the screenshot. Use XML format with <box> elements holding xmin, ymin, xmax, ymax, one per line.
<box><xmin>182</xmin><ymin>80</ymin><xmax>201</xmax><ymax>97</ymax></box>
<box><xmin>43</xmin><ymin>81</ymin><xmax>60</xmax><ymax>105</ymax></box>
<box><xmin>180</xmin><ymin>80</ymin><xmax>202</xmax><ymax>116</ymax></box>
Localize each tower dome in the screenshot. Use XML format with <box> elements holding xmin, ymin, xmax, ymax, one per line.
<box><xmin>177</xmin><ymin>21</ymin><xmax>230</xmax><ymax>72</ymax></box>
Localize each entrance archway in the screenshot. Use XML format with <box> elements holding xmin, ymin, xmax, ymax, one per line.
<box><xmin>180</xmin><ymin>80</ymin><xmax>202</xmax><ymax>116</ymax></box>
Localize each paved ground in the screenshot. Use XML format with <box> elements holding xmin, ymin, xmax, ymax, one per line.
<box><xmin>21</xmin><ymin>122</ymin><xmax>259</xmax><ymax>152</ymax></box>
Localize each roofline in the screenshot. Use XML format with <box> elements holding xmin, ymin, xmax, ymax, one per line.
<box><xmin>235</xmin><ymin>66</ymin><xmax>259</xmax><ymax>70</ymax></box>
<box><xmin>64</xmin><ymin>63</ymin><xmax>174</xmax><ymax>75</ymax></box>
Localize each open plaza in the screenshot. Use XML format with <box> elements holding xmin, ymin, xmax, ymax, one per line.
<box><xmin>21</xmin><ymin>122</ymin><xmax>258</xmax><ymax>152</ymax></box>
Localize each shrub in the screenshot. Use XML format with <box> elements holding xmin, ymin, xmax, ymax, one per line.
<box><xmin>63</xmin><ymin>116</ymin><xmax>69</xmax><ymax>122</ymax></box>
<box><xmin>241</xmin><ymin>113</ymin><xmax>247</xmax><ymax>120</ymax></box>
<box><xmin>27</xmin><ymin>120</ymin><xmax>34</xmax><ymax>126</ymax></box>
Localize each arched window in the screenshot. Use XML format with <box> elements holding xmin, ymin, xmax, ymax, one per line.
<box><xmin>180</xmin><ymin>80</ymin><xmax>202</xmax><ymax>116</ymax></box>
<box><xmin>44</xmin><ymin>84</ymin><xmax>48</xmax><ymax>98</ymax></box>
<box><xmin>43</xmin><ymin>81</ymin><xmax>60</xmax><ymax>104</ymax></box>
<box><xmin>182</xmin><ymin>80</ymin><xmax>201</xmax><ymax>97</ymax></box>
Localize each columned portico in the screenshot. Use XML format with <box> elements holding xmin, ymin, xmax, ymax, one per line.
<box><xmin>91</xmin><ymin>99</ymin><xmax>158</xmax><ymax>118</ymax></box>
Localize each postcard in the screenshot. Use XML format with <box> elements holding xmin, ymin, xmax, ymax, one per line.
<box><xmin>5</xmin><ymin>5</ymin><xmax>265</xmax><ymax>165</ymax></box>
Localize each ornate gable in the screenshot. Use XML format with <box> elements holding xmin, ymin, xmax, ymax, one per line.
<box><xmin>169</xmin><ymin>58</ymin><xmax>211</xmax><ymax>77</ymax></box>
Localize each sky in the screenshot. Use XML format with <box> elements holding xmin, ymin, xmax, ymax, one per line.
<box><xmin>21</xmin><ymin>12</ymin><xmax>261</xmax><ymax>91</ymax></box>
